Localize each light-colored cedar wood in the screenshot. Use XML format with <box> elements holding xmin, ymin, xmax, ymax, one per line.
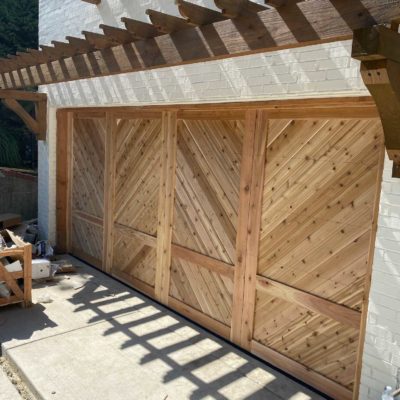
<box><xmin>254</xmin><ymin>115</ymin><xmax>385</xmax><ymax>394</ymax></box>
<box><xmin>173</xmin><ymin>119</ymin><xmax>243</xmax><ymax>264</ymax></box>
<box><xmin>112</xmin><ymin>230</ymin><xmax>157</xmax><ymax>288</ymax></box>
<box><xmin>111</xmin><ymin>115</ymin><xmax>162</xmax><ymax>287</ymax></box>
<box><xmin>231</xmin><ymin>109</ymin><xmax>268</xmax><ymax>349</ymax></box>
<box><xmin>59</xmin><ymin>99</ymin><xmax>386</xmax><ymax>400</ymax></box>
<box><xmin>155</xmin><ymin>112</ymin><xmax>178</xmax><ymax>304</ymax></box>
<box><xmin>70</xmin><ymin>115</ymin><xmax>106</xmax><ymax>268</ymax></box>
<box><xmin>169</xmin><ymin>257</ymin><xmax>234</xmax><ymax>326</ymax></box>
<box><xmin>103</xmin><ymin>113</ymin><xmax>116</xmax><ymax>273</ymax></box>
<box><xmin>112</xmin><ymin>269</ymin><xmax>155</xmax><ymax>298</ymax></box>
<box><xmin>251</xmin><ymin>340</ymin><xmax>353</xmax><ymax>400</ymax></box>
<box><xmin>113</xmin><ymin>221</ymin><xmax>234</xmax><ymax>278</ymax></box>
<box><xmin>113</xmin><ymin>118</ymin><xmax>162</xmax><ymax>235</ymax></box>
<box><xmin>23</xmin><ymin>242</ymin><xmax>32</xmax><ymax>306</ymax></box>
<box><xmin>114</xmin><ymin>223</ymin><xmax>157</xmax><ymax>248</ymax></box>
<box><xmin>171</xmin><ymin>244</ymin><xmax>234</xmax><ymax>279</ymax></box>
<box><xmin>168</xmin><ymin>296</ymin><xmax>231</xmax><ymax>339</ymax></box>
<box><xmin>2</xmin><ymin>2</ymin><xmax>399</xmax><ymax>89</ymax></box>
<box><xmin>0</xmin><ymin>231</ymin><xmax>32</xmax><ymax>308</ymax></box>
<box><xmin>56</xmin><ymin>110</ymin><xmax>71</xmax><ymax>252</ymax></box>
<box><xmin>352</xmin><ymin>146</ymin><xmax>386</xmax><ymax>400</ymax></box>
<box><xmin>256</xmin><ymin>276</ymin><xmax>361</xmax><ymax>329</ymax></box>
<box><xmin>61</xmin><ymin>97</ymin><xmax>377</xmax><ymax>114</ymax></box>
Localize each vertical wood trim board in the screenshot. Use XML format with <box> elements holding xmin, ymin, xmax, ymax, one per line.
<box><xmin>155</xmin><ymin>111</ymin><xmax>178</xmax><ymax>304</ymax></box>
<box><xmin>103</xmin><ymin>112</ymin><xmax>116</xmax><ymax>273</ymax></box>
<box><xmin>352</xmin><ymin>145</ymin><xmax>386</xmax><ymax>400</ymax></box>
<box><xmin>231</xmin><ymin>109</ymin><xmax>268</xmax><ymax>349</ymax></box>
<box><xmin>57</xmin><ymin>99</ymin><xmax>385</xmax><ymax>400</ymax></box>
<box><xmin>56</xmin><ymin>110</ymin><xmax>71</xmax><ymax>252</ymax></box>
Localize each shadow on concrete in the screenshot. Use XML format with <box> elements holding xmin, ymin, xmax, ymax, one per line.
<box><xmin>68</xmin><ymin>273</ymin><xmax>329</xmax><ymax>400</ymax></box>
<box><xmin>0</xmin><ymin>303</ymin><xmax>57</xmax><ymax>347</ymax></box>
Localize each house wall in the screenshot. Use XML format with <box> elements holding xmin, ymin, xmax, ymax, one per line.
<box><xmin>359</xmin><ymin>156</ymin><xmax>400</xmax><ymax>399</ymax></box>
<box><xmin>38</xmin><ymin>1</ymin><xmax>400</xmax><ymax>398</ymax></box>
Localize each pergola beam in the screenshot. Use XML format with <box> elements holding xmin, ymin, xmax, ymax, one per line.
<box><xmin>0</xmin><ymin>90</ymin><xmax>47</xmax><ymax>140</ymax></box>
<box><xmin>0</xmin><ymin>0</ymin><xmax>399</xmax><ymax>90</ymax></box>
<box><xmin>352</xmin><ymin>24</ymin><xmax>400</xmax><ymax>177</ymax></box>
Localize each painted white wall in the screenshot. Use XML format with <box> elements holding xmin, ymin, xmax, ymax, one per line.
<box><xmin>359</xmin><ymin>156</ymin><xmax>400</xmax><ymax>400</ymax></box>
<box><xmin>38</xmin><ymin>1</ymin><xmax>400</xmax><ymax>398</ymax></box>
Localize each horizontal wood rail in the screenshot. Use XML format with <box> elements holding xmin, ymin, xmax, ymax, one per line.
<box><xmin>251</xmin><ymin>340</ymin><xmax>353</xmax><ymax>400</ymax></box>
<box><xmin>114</xmin><ymin>222</ymin><xmax>235</xmax><ymax>278</ymax></box>
<box><xmin>73</xmin><ymin>210</ymin><xmax>104</xmax><ymax>227</ymax></box>
<box><xmin>256</xmin><ymin>276</ymin><xmax>361</xmax><ymax>329</ymax></box>
<box><xmin>1</xmin><ymin>1</ymin><xmax>399</xmax><ymax>89</ymax></box>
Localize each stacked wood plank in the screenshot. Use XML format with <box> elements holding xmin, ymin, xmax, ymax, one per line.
<box><xmin>57</xmin><ymin>97</ymin><xmax>384</xmax><ymax>400</ymax></box>
<box><xmin>0</xmin><ymin>230</ymin><xmax>32</xmax><ymax>308</ymax></box>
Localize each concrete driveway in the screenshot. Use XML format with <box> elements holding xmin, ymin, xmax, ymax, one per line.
<box><xmin>0</xmin><ymin>256</ymin><xmax>327</xmax><ymax>400</ymax></box>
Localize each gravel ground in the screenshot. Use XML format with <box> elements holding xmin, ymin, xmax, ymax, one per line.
<box><xmin>0</xmin><ymin>357</ymin><xmax>36</xmax><ymax>400</ymax></box>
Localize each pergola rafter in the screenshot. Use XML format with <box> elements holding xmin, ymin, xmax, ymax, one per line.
<box><xmin>0</xmin><ymin>0</ymin><xmax>399</xmax><ymax>90</ymax></box>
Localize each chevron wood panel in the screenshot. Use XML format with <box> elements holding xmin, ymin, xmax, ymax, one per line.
<box><xmin>70</xmin><ymin>116</ymin><xmax>106</xmax><ymax>268</ymax></box>
<box><xmin>112</xmin><ymin>231</ymin><xmax>156</xmax><ymax>288</ymax></box>
<box><xmin>253</xmin><ymin>292</ymin><xmax>359</xmax><ymax>390</ymax></box>
<box><xmin>72</xmin><ymin>117</ymin><xmax>106</xmax><ymax>218</ymax></box>
<box><xmin>114</xmin><ymin>117</ymin><xmax>162</xmax><ymax>235</ymax></box>
<box><xmin>71</xmin><ymin>215</ymin><xmax>103</xmax><ymax>267</ymax></box>
<box><xmin>169</xmin><ymin>257</ymin><xmax>234</xmax><ymax>326</ymax></box>
<box><xmin>255</xmin><ymin>117</ymin><xmax>384</xmax><ymax>391</ymax></box>
<box><xmin>173</xmin><ymin>119</ymin><xmax>244</xmax><ymax>264</ymax></box>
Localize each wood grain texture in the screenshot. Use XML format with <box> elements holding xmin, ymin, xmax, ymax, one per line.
<box><xmin>169</xmin><ymin>257</ymin><xmax>234</xmax><ymax>326</ymax></box>
<box><xmin>70</xmin><ymin>115</ymin><xmax>106</xmax><ymax>268</ymax></box>
<box><xmin>173</xmin><ymin>119</ymin><xmax>243</xmax><ymax>264</ymax></box>
<box><xmin>231</xmin><ymin>110</ymin><xmax>268</xmax><ymax>348</ymax></box>
<box><xmin>155</xmin><ymin>112</ymin><xmax>178</xmax><ymax>304</ymax></box>
<box><xmin>254</xmin><ymin>116</ymin><xmax>385</xmax><ymax>393</ymax></box>
<box><xmin>60</xmin><ymin>101</ymin><xmax>385</xmax><ymax>400</ymax></box>
<box><xmin>114</xmin><ymin>117</ymin><xmax>162</xmax><ymax>235</ymax></box>
<box><xmin>2</xmin><ymin>1</ymin><xmax>400</xmax><ymax>89</ymax></box>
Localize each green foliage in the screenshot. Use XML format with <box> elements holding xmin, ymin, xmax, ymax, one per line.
<box><xmin>0</xmin><ymin>0</ymin><xmax>38</xmax><ymax>169</ymax></box>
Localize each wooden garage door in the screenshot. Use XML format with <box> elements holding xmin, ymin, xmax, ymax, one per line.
<box><xmin>70</xmin><ymin>113</ymin><xmax>106</xmax><ymax>269</ymax></box>
<box><xmin>58</xmin><ymin>99</ymin><xmax>384</xmax><ymax>400</ymax></box>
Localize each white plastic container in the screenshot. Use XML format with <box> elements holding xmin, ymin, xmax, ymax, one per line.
<box><xmin>32</xmin><ymin>259</ymin><xmax>51</xmax><ymax>279</ymax></box>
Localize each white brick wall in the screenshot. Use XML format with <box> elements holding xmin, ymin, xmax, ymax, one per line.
<box><xmin>360</xmin><ymin>156</ymin><xmax>400</xmax><ymax>400</ymax></box>
<box><xmin>38</xmin><ymin>2</ymin><xmax>400</xmax><ymax>398</ymax></box>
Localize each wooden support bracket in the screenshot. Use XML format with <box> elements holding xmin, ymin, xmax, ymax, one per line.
<box><xmin>0</xmin><ymin>90</ymin><xmax>47</xmax><ymax>140</ymax></box>
<box><xmin>352</xmin><ymin>25</ymin><xmax>400</xmax><ymax>177</ymax></box>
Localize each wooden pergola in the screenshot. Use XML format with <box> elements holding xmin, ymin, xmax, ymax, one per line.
<box><xmin>0</xmin><ymin>0</ymin><xmax>399</xmax><ymax>172</ymax></box>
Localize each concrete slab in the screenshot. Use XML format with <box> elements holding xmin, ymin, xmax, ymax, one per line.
<box><xmin>0</xmin><ymin>256</ymin><xmax>328</xmax><ymax>400</ymax></box>
<box><xmin>0</xmin><ymin>367</ymin><xmax>21</xmax><ymax>400</ymax></box>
